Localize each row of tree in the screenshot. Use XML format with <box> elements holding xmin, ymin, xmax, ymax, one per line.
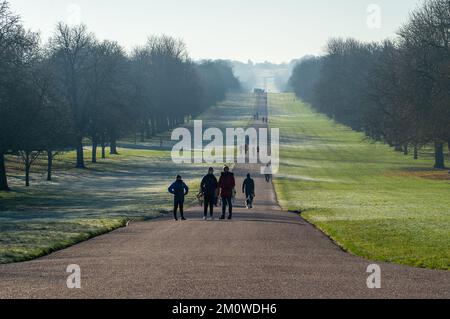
<box><xmin>288</xmin><ymin>0</ymin><xmax>450</xmax><ymax>169</ymax></box>
<box><xmin>0</xmin><ymin>1</ymin><xmax>241</xmax><ymax>190</ymax></box>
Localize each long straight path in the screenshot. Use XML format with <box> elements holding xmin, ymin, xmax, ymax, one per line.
<box><xmin>0</xmin><ymin>95</ymin><xmax>448</xmax><ymax>299</ymax></box>
<box><xmin>0</xmin><ymin>161</ymin><xmax>448</xmax><ymax>298</ymax></box>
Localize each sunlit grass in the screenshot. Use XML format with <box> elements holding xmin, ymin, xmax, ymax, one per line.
<box><xmin>0</xmin><ymin>93</ymin><xmax>257</xmax><ymax>264</ymax></box>
<box><xmin>0</xmin><ymin>218</ymin><xmax>127</xmax><ymax>264</ymax></box>
<box><xmin>269</xmin><ymin>93</ymin><xmax>450</xmax><ymax>270</ymax></box>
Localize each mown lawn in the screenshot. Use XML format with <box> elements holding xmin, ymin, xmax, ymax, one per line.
<box><xmin>0</xmin><ymin>93</ymin><xmax>256</xmax><ymax>264</ymax></box>
<box><xmin>0</xmin><ymin>147</ymin><xmax>204</xmax><ymax>264</ymax></box>
<box><xmin>269</xmin><ymin>93</ymin><xmax>450</xmax><ymax>270</ymax></box>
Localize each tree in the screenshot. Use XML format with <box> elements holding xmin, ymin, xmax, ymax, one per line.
<box><xmin>288</xmin><ymin>1</ymin><xmax>450</xmax><ymax>169</ymax></box>
<box><xmin>0</xmin><ymin>0</ymin><xmax>39</xmax><ymax>190</ymax></box>
<box><xmin>287</xmin><ymin>57</ymin><xmax>323</xmax><ymax>105</ymax></box>
<box><xmin>49</xmin><ymin>23</ymin><xmax>95</xmax><ymax>169</ymax></box>
<box><xmin>12</xmin><ymin>50</ymin><xmax>74</xmax><ymax>186</ymax></box>
<box><xmin>313</xmin><ymin>38</ymin><xmax>381</xmax><ymax>130</ymax></box>
<box><xmin>196</xmin><ymin>60</ymin><xmax>241</xmax><ymax>113</ymax></box>
<box><xmin>365</xmin><ymin>40</ymin><xmax>430</xmax><ymax>156</ymax></box>
<box><xmin>129</xmin><ymin>36</ymin><xmax>241</xmax><ymax>140</ymax></box>
<box><xmin>86</xmin><ymin>40</ymin><xmax>132</xmax><ymax>160</ymax></box>
<box><xmin>1</xmin><ymin>6</ymin><xmax>242</xmax><ymax>190</ymax></box>
<box><xmin>398</xmin><ymin>0</ymin><xmax>450</xmax><ymax>168</ymax></box>
<box><xmin>145</xmin><ymin>35</ymin><xmax>191</xmax><ymax>134</ymax></box>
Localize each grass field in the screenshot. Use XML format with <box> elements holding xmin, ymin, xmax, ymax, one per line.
<box><xmin>269</xmin><ymin>93</ymin><xmax>450</xmax><ymax>270</ymax></box>
<box><xmin>0</xmin><ymin>93</ymin><xmax>255</xmax><ymax>264</ymax></box>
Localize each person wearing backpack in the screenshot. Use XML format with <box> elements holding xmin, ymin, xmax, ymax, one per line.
<box><xmin>242</xmin><ymin>173</ymin><xmax>255</xmax><ymax>209</ymax></box>
<box><xmin>200</xmin><ymin>167</ymin><xmax>219</xmax><ymax>220</ymax></box>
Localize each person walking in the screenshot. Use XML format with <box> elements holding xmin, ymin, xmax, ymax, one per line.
<box><xmin>168</xmin><ymin>175</ymin><xmax>189</xmax><ymax>221</ymax></box>
<box><xmin>265</xmin><ymin>163</ymin><xmax>272</xmax><ymax>183</ymax></box>
<box><xmin>218</xmin><ymin>166</ymin><xmax>236</xmax><ymax>220</ymax></box>
<box><xmin>200</xmin><ymin>167</ymin><xmax>218</xmax><ymax>220</ymax></box>
<box><xmin>242</xmin><ymin>173</ymin><xmax>255</xmax><ymax>209</ymax></box>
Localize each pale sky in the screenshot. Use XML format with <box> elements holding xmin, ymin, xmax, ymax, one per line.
<box><xmin>9</xmin><ymin>0</ymin><xmax>423</xmax><ymax>63</ymax></box>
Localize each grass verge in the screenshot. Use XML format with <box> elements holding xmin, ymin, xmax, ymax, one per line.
<box><xmin>0</xmin><ymin>93</ymin><xmax>256</xmax><ymax>264</ymax></box>
<box><xmin>269</xmin><ymin>93</ymin><xmax>450</xmax><ymax>270</ymax></box>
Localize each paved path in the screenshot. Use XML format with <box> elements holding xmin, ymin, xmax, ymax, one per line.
<box><xmin>0</xmin><ymin>163</ymin><xmax>448</xmax><ymax>299</ymax></box>
<box><xmin>0</xmin><ymin>98</ymin><xmax>449</xmax><ymax>299</ymax></box>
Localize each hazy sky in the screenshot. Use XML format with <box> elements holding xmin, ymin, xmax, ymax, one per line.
<box><xmin>9</xmin><ymin>0</ymin><xmax>423</xmax><ymax>63</ymax></box>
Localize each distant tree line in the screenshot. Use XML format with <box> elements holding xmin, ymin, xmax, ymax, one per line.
<box><xmin>288</xmin><ymin>0</ymin><xmax>450</xmax><ymax>169</ymax></box>
<box><xmin>0</xmin><ymin>1</ymin><xmax>241</xmax><ymax>190</ymax></box>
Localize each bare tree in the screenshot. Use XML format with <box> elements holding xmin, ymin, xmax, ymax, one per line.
<box><xmin>86</xmin><ymin>40</ymin><xmax>131</xmax><ymax>160</ymax></box>
<box><xmin>49</xmin><ymin>23</ymin><xmax>95</xmax><ymax>169</ymax></box>
<box><xmin>0</xmin><ymin>0</ymin><xmax>39</xmax><ymax>190</ymax></box>
<box><xmin>398</xmin><ymin>0</ymin><xmax>450</xmax><ymax>168</ymax></box>
<box><xmin>288</xmin><ymin>0</ymin><xmax>450</xmax><ymax>169</ymax></box>
<box><xmin>1</xmin><ymin>6</ymin><xmax>242</xmax><ymax>190</ymax></box>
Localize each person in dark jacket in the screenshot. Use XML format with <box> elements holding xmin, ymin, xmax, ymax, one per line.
<box><xmin>168</xmin><ymin>175</ymin><xmax>189</xmax><ymax>221</ymax></box>
<box><xmin>265</xmin><ymin>163</ymin><xmax>272</xmax><ymax>183</ymax></box>
<box><xmin>242</xmin><ymin>173</ymin><xmax>255</xmax><ymax>209</ymax></box>
<box><xmin>200</xmin><ymin>167</ymin><xmax>218</xmax><ymax>220</ymax></box>
<box><xmin>218</xmin><ymin>166</ymin><xmax>236</xmax><ymax>220</ymax></box>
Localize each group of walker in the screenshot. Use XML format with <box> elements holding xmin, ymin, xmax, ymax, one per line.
<box><xmin>253</xmin><ymin>113</ymin><xmax>269</xmax><ymax>124</ymax></box>
<box><xmin>168</xmin><ymin>166</ymin><xmax>257</xmax><ymax>221</ymax></box>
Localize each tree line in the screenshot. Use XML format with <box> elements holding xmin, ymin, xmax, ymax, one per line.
<box><xmin>288</xmin><ymin>0</ymin><xmax>450</xmax><ymax>169</ymax></box>
<box><xmin>0</xmin><ymin>1</ymin><xmax>241</xmax><ymax>191</ymax></box>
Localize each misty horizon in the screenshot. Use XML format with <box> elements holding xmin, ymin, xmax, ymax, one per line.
<box><xmin>0</xmin><ymin>0</ymin><xmax>449</xmax><ymax>303</ymax></box>
<box><xmin>9</xmin><ymin>0</ymin><xmax>423</xmax><ymax>64</ymax></box>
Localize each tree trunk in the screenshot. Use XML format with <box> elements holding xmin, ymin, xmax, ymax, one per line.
<box><xmin>140</xmin><ymin>129</ymin><xmax>145</xmax><ymax>142</ymax></box>
<box><xmin>151</xmin><ymin>116</ymin><xmax>157</xmax><ymax>136</ymax></box>
<box><xmin>157</xmin><ymin>117</ymin><xmax>162</xmax><ymax>133</ymax></box>
<box><xmin>101</xmin><ymin>143</ymin><xmax>106</xmax><ymax>159</ymax></box>
<box><xmin>110</xmin><ymin>140</ymin><xmax>118</xmax><ymax>155</ymax></box>
<box><xmin>434</xmin><ymin>142</ymin><xmax>445</xmax><ymax>169</ymax></box>
<box><xmin>100</xmin><ymin>135</ymin><xmax>107</xmax><ymax>159</ymax></box>
<box><xmin>0</xmin><ymin>152</ymin><xmax>10</xmax><ymax>191</ymax></box>
<box><xmin>448</xmin><ymin>139</ymin><xmax>450</xmax><ymax>158</ymax></box>
<box><xmin>47</xmin><ymin>150</ymin><xmax>53</xmax><ymax>181</ymax></box>
<box><xmin>145</xmin><ymin>120</ymin><xmax>151</xmax><ymax>139</ymax></box>
<box><xmin>76</xmin><ymin>137</ymin><xmax>86</xmax><ymax>169</ymax></box>
<box><xmin>25</xmin><ymin>151</ymin><xmax>30</xmax><ymax>187</ymax></box>
<box><xmin>92</xmin><ymin>136</ymin><xmax>98</xmax><ymax>163</ymax></box>
<box><xmin>403</xmin><ymin>145</ymin><xmax>409</xmax><ymax>155</ymax></box>
<box><xmin>160</xmin><ymin>117</ymin><xmax>164</xmax><ymax>132</ymax></box>
<box><xmin>413</xmin><ymin>146</ymin><xmax>419</xmax><ymax>160</ymax></box>
<box><xmin>110</xmin><ymin>131</ymin><xmax>118</xmax><ymax>155</ymax></box>
<box><xmin>448</xmin><ymin>139</ymin><xmax>450</xmax><ymax>174</ymax></box>
<box><xmin>394</xmin><ymin>145</ymin><xmax>403</xmax><ymax>152</ymax></box>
